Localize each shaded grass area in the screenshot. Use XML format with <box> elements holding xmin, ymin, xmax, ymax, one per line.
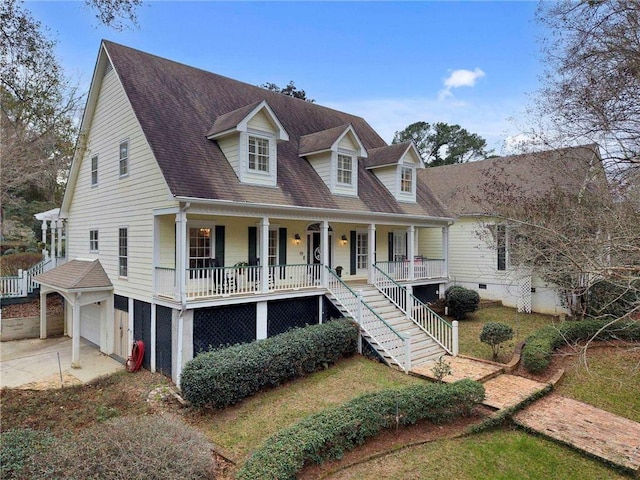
<box><xmin>456</xmin><ymin>306</ymin><xmax>557</xmax><ymax>361</ymax></box>
<box><xmin>554</xmin><ymin>345</ymin><xmax>640</xmax><ymax>422</ymax></box>
<box><xmin>184</xmin><ymin>355</ymin><xmax>422</xmax><ymax>460</ymax></box>
<box><xmin>332</xmin><ymin>428</ymin><xmax>630</xmax><ymax>480</ymax></box>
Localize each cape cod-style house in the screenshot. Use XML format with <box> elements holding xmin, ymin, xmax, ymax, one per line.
<box><xmin>35</xmin><ymin>41</ymin><xmax>458</xmax><ymax>383</ymax></box>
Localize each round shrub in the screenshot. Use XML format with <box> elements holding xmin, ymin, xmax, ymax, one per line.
<box><xmin>180</xmin><ymin>319</ymin><xmax>359</xmax><ymax>408</ymax></box>
<box><xmin>29</xmin><ymin>414</ymin><xmax>215</xmax><ymax>480</ymax></box>
<box><xmin>480</xmin><ymin>322</ymin><xmax>514</xmax><ymax>359</ymax></box>
<box><xmin>587</xmin><ymin>280</ymin><xmax>640</xmax><ymax>320</ymax></box>
<box><xmin>446</xmin><ymin>286</ymin><xmax>480</xmax><ymax>320</ymax></box>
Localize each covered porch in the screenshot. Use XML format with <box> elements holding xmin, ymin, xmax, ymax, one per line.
<box><xmin>152</xmin><ymin>205</ymin><xmax>451</xmax><ymax>303</ymax></box>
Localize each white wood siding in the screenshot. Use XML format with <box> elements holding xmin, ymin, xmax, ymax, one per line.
<box><xmin>332</xmin><ymin>151</ymin><xmax>358</xmax><ymax>197</ymax></box>
<box><xmin>338</xmin><ymin>135</ymin><xmax>356</xmax><ymax>151</ymax></box>
<box><xmin>372</xmin><ymin>165</ymin><xmax>397</xmax><ymax>197</ymax></box>
<box><xmin>247</xmin><ymin>110</ymin><xmax>276</xmax><ymax>132</ymax></box>
<box><xmin>418</xmin><ymin>227</ymin><xmax>443</xmax><ymax>258</ymax></box>
<box><xmin>66</xmin><ymin>66</ymin><xmax>177</xmax><ymax>301</ymax></box>
<box><xmin>307</xmin><ymin>153</ymin><xmax>332</xmax><ymax>191</ymax></box>
<box><xmin>158</xmin><ymin>216</ymin><xmax>175</xmax><ymax>267</ymax></box>
<box><xmin>217</xmin><ymin>136</ymin><xmax>240</xmax><ymax>179</ymax></box>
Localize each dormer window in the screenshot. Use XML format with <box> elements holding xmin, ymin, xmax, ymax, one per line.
<box><xmin>207</xmin><ymin>100</ymin><xmax>289</xmax><ymax>187</ymax></box>
<box><xmin>337</xmin><ymin>154</ymin><xmax>353</xmax><ymax>185</ymax></box>
<box><xmin>248</xmin><ymin>135</ymin><xmax>270</xmax><ymax>172</ymax></box>
<box><xmin>299</xmin><ymin>124</ymin><xmax>367</xmax><ymax>197</ymax></box>
<box><xmin>400</xmin><ymin>166</ymin><xmax>413</xmax><ymax>193</ymax></box>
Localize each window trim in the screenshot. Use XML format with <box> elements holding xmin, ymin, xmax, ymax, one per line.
<box><xmin>89</xmin><ymin>229</ymin><xmax>99</xmax><ymax>253</ymax></box>
<box><xmin>400</xmin><ymin>165</ymin><xmax>413</xmax><ymax>193</ymax></box>
<box><xmin>188</xmin><ymin>225</ymin><xmax>215</xmax><ymax>269</ymax></box>
<box><xmin>119</xmin><ymin>139</ymin><xmax>129</xmax><ymax>177</ymax></box>
<box><xmin>118</xmin><ymin>227</ymin><xmax>128</xmax><ymax>278</ymax></box>
<box><xmin>247</xmin><ymin>134</ymin><xmax>271</xmax><ymax>174</ymax></box>
<box><xmin>337</xmin><ymin>153</ymin><xmax>353</xmax><ymax>186</ymax></box>
<box><xmin>497</xmin><ymin>224</ymin><xmax>508</xmax><ymax>271</ymax></box>
<box><xmin>91</xmin><ymin>155</ymin><xmax>98</xmax><ymax>186</ymax></box>
<box><xmin>356</xmin><ymin>230</ymin><xmax>368</xmax><ymax>270</ymax></box>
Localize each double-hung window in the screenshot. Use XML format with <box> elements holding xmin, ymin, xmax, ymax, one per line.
<box><xmin>337</xmin><ymin>154</ymin><xmax>353</xmax><ymax>185</ymax></box>
<box><xmin>118</xmin><ymin>228</ymin><xmax>128</xmax><ymax>277</ymax></box>
<box><xmin>89</xmin><ymin>230</ymin><xmax>99</xmax><ymax>252</ymax></box>
<box><xmin>91</xmin><ymin>155</ymin><xmax>98</xmax><ymax>186</ymax></box>
<box><xmin>267</xmin><ymin>229</ymin><xmax>278</xmax><ymax>266</ymax></box>
<box><xmin>189</xmin><ymin>227</ymin><xmax>212</xmax><ymax>269</ymax></box>
<box><xmin>248</xmin><ymin>135</ymin><xmax>269</xmax><ymax>172</ymax></box>
<box><xmin>400</xmin><ymin>166</ymin><xmax>413</xmax><ymax>193</ymax></box>
<box><xmin>119</xmin><ymin>140</ymin><xmax>129</xmax><ymax>176</ymax></box>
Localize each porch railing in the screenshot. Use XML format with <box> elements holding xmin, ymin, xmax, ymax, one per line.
<box><xmin>0</xmin><ymin>257</ymin><xmax>60</xmax><ymax>299</ymax></box>
<box><xmin>326</xmin><ymin>266</ymin><xmax>410</xmax><ymax>372</ymax></box>
<box><xmin>154</xmin><ymin>263</ymin><xmax>323</xmax><ymax>299</ymax></box>
<box><xmin>375</xmin><ymin>258</ymin><xmax>446</xmax><ymax>281</ymax></box>
<box><xmin>372</xmin><ymin>264</ymin><xmax>456</xmax><ymax>355</ymax></box>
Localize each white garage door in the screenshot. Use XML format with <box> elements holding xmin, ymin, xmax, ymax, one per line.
<box><xmin>80</xmin><ymin>303</ymin><xmax>101</xmax><ymax>346</ymax></box>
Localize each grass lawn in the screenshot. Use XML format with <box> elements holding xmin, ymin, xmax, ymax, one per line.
<box><xmin>184</xmin><ymin>355</ymin><xmax>423</xmax><ymax>460</ymax></box>
<box><xmin>455</xmin><ymin>306</ymin><xmax>558</xmax><ymax>362</ymax></box>
<box><xmin>554</xmin><ymin>345</ymin><xmax>640</xmax><ymax>422</ymax></box>
<box><xmin>332</xmin><ymin>428</ymin><xmax>631</xmax><ymax>480</ymax></box>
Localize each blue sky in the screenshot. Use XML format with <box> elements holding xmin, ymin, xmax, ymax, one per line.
<box><xmin>27</xmin><ymin>1</ymin><xmax>544</xmax><ymax>153</ymax></box>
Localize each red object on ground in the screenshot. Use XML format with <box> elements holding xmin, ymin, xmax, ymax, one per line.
<box><xmin>125</xmin><ymin>340</ymin><xmax>145</xmax><ymax>372</ymax></box>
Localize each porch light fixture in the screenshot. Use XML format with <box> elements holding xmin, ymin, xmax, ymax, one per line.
<box><xmin>341</xmin><ymin>234</ymin><xmax>348</xmax><ymax>245</ymax></box>
<box><xmin>294</xmin><ymin>233</ymin><xmax>301</xmax><ymax>245</ymax></box>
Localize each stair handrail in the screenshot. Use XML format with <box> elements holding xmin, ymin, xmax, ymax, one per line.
<box><xmin>373</xmin><ymin>263</ymin><xmax>456</xmax><ymax>355</ymax></box>
<box><xmin>325</xmin><ymin>266</ymin><xmax>409</xmax><ymax>372</ymax></box>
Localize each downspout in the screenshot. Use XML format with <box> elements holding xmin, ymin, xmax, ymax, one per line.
<box><xmin>176</xmin><ymin>202</ymin><xmax>190</xmax><ymax>386</ymax></box>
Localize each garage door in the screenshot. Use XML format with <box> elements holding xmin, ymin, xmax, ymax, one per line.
<box><xmin>80</xmin><ymin>303</ymin><xmax>101</xmax><ymax>346</ymax></box>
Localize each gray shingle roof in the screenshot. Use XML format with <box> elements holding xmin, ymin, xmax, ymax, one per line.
<box><xmin>298</xmin><ymin>124</ymin><xmax>352</xmax><ymax>156</ymax></box>
<box><xmin>206</xmin><ymin>101</ymin><xmax>262</xmax><ymax>138</ymax></box>
<box><xmin>34</xmin><ymin>260</ymin><xmax>112</xmax><ymax>291</ymax></box>
<box><xmin>365</xmin><ymin>142</ymin><xmax>413</xmax><ymax>169</ymax></box>
<box><xmin>420</xmin><ymin>145</ymin><xmax>602</xmax><ymax>216</ymax></box>
<box><xmin>102</xmin><ymin>41</ymin><xmax>450</xmax><ymax>219</ymax></box>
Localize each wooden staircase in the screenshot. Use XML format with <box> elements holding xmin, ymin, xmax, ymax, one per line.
<box><xmin>326</xmin><ymin>282</ymin><xmax>449</xmax><ymax>370</ymax></box>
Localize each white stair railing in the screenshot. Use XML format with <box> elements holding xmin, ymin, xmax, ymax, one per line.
<box><xmin>326</xmin><ymin>267</ymin><xmax>411</xmax><ymax>372</ymax></box>
<box><xmin>373</xmin><ymin>264</ymin><xmax>457</xmax><ymax>355</ymax></box>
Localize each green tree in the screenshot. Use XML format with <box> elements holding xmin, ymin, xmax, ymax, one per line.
<box><xmin>259</xmin><ymin>80</ymin><xmax>315</xmax><ymax>103</ymax></box>
<box><xmin>392</xmin><ymin>121</ymin><xmax>491</xmax><ymax>166</ymax></box>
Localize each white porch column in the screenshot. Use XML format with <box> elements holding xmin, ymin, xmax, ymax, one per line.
<box><xmin>71</xmin><ymin>293</ymin><xmax>81</xmax><ymax>368</ymax></box>
<box><xmin>407</xmin><ymin>225</ymin><xmax>415</xmax><ymax>280</ymax></box>
<box><xmin>367</xmin><ymin>223</ymin><xmax>376</xmax><ymax>284</ymax></box>
<box><xmin>41</xmin><ymin>220</ymin><xmax>48</xmax><ymax>255</ymax></box>
<box><xmin>151</xmin><ymin>302</ymin><xmax>156</xmax><ymax>372</ymax></box>
<box><xmin>175</xmin><ymin>209</ymin><xmax>188</xmax><ymax>302</ymax></box>
<box><xmin>56</xmin><ymin>219</ymin><xmax>63</xmax><ymax>259</ymax></box>
<box><xmin>405</xmin><ymin>284</ymin><xmax>413</xmax><ymax>319</ymax></box>
<box><xmin>321</xmin><ymin>220</ymin><xmax>329</xmax><ymax>287</ymax></box>
<box><xmin>39</xmin><ymin>290</ymin><xmax>47</xmax><ymax>339</ymax></box>
<box><xmin>49</xmin><ymin>223</ymin><xmax>56</xmax><ymax>260</ymax></box>
<box><xmin>260</xmin><ymin>217</ymin><xmax>270</xmax><ymax>293</ymax></box>
<box><xmin>442</xmin><ymin>226</ymin><xmax>450</xmax><ymax>278</ymax></box>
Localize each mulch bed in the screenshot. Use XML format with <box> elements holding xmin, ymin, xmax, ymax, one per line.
<box><xmin>1</xmin><ymin>294</ymin><xmax>64</xmax><ymax>318</ymax></box>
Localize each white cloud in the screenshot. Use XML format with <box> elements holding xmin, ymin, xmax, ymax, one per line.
<box><xmin>438</xmin><ymin>68</ymin><xmax>486</xmax><ymax>101</ymax></box>
<box><xmin>444</xmin><ymin>68</ymin><xmax>486</xmax><ymax>89</ymax></box>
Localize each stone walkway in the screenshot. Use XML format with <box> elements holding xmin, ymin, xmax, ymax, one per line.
<box><xmin>412</xmin><ymin>355</ymin><xmax>640</xmax><ymax>476</ymax></box>
<box><xmin>514</xmin><ymin>394</ymin><xmax>640</xmax><ymax>475</ymax></box>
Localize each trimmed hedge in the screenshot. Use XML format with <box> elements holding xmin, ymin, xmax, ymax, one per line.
<box><xmin>180</xmin><ymin>319</ymin><xmax>359</xmax><ymax>408</ymax></box>
<box><xmin>522</xmin><ymin>319</ymin><xmax>640</xmax><ymax>373</ymax></box>
<box><xmin>236</xmin><ymin>379</ymin><xmax>485</xmax><ymax>480</ymax></box>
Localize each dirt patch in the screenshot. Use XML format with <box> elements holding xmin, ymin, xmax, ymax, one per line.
<box><xmin>1</xmin><ymin>294</ymin><xmax>64</xmax><ymax>318</ymax></box>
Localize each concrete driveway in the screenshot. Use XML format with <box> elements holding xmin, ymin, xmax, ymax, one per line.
<box><xmin>1</xmin><ymin>336</ymin><xmax>123</xmax><ymax>389</ymax></box>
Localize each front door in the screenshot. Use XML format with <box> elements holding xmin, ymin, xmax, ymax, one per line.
<box><xmin>307</xmin><ymin>231</ymin><xmax>332</xmax><ymax>268</ymax></box>
<box><xmin>113</xmin><ymin>309</ymin><xmax>129</xmax><ymax>359</ymax></box>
